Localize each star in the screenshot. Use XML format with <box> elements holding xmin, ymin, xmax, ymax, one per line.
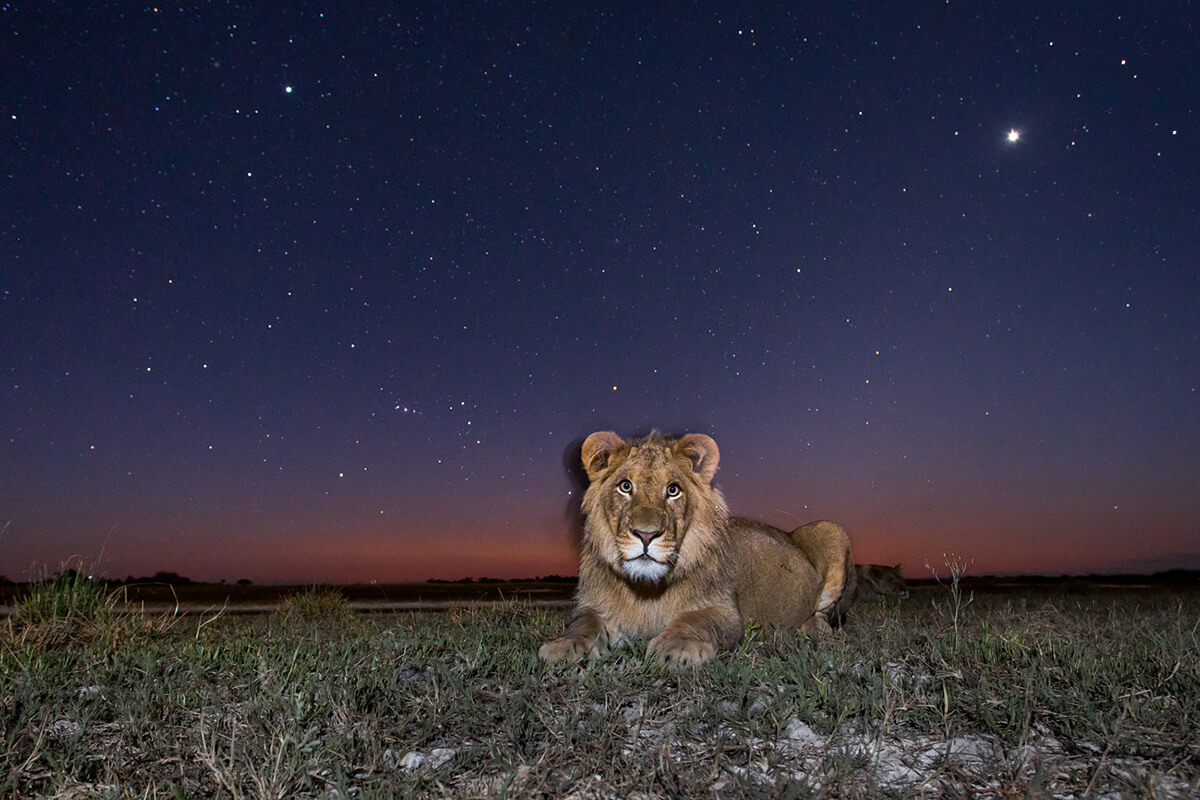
<box><xmin>1006</xmin><ymin>129</ymin><xmax>1021</xmax><ymax>143</ymax></box>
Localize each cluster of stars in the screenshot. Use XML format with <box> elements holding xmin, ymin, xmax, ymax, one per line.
<box><xmin>1</xmin><ymin>2</ymin><xmax>1195</xmax><ymax>583</ymax></box>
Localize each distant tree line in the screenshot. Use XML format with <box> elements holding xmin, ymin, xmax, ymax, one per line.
<box><xmin>123</xmin><ymin>571</ymin><xmax>194</xmax><ymax>585</ymax></box>
<box><xmin>0</xmin><ymin>570</ymin><xmax>255</xmax><ymax>587</ymax></box>
<box><xmin>6</xmin><ymin>569</ymin><xmax>1195</xmax><ymax>589</ymax></box>
<box><xmin>426</xmin><ymin>575</ymin><xmax>578</xmax><ymax>584</ymax></box>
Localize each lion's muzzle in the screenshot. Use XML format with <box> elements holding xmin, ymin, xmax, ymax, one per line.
<box><xmin>620</xmin><ymin>526</ymin><xmax>672</xmax><ymax>582</ymax></box>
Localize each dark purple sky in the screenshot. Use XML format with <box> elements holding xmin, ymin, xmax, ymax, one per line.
<box><xmin>3</xmin><ymin>3</ymin><xmax>1198</xmax><ymax>584</ymax></box>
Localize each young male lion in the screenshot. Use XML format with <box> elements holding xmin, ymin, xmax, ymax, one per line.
<box><xmin>539</xmin><ymin>431</ymin><xmax>856</xmax><ymax>666</ymax></box>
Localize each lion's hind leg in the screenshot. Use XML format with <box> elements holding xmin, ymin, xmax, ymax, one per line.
<box><xmin>824</xmin><ymin>547</ymin><xmax>857</xmax><ymax>625</ymax></box>
<box><xmin>790</xmin><ymin>520</ymin><xmax>856</xmax><ymax>628</ymax></box>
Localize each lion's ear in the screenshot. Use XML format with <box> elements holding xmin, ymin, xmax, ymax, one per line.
<box><xmin>581</xmin><ymin>431</ymin><xmax>627</xmax><ymax>482</ymax></box>
<box><xmin>674</xmin><ymin>433</ymin><xmax>720</xmax><ymax>484</ymax></box>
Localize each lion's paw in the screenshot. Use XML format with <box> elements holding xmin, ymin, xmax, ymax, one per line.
<box><xmin>539</xmin><ymin>635</ymin><xmax>605</xmax><ymax>663</ymax></box>
<box><xmin>647</xmin><ymin>632</ymin><xmax>715</xmax><ymax>666</ymax></box>
<box><xmin>801</xmin><ymin>614</ymin><xmax>833</xmax><ymax>639</ymax></box>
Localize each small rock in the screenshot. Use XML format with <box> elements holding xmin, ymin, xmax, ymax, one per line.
<box><xmin>398</xmin><ymin>751</ymin><xmax>427</xmax><ymax>771</ymax></box>
<box><xmin>397</xmin><ymin>747</ymin><xmax>456</xmax><ymax>772</ymax></box>
<box><xmin>784</xmin><ymin>718</ymin><xmax>825</xmax><ymax>747</ymax></box>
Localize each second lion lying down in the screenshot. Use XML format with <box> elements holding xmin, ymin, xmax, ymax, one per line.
<box><xmin>540</xmin><ymin>430</ymin><xmax>856</xmax><ymax>666</ymax></box>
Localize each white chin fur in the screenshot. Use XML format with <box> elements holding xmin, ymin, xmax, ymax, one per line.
<box><xmin>623</xmin><ymin>557</ymin><xmax>669</xmax><ymax>582</ymax></box>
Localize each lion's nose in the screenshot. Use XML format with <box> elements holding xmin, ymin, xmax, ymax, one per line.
<box><xmin>631</xmin><ymin>528</ymin><xmax>662</xmax><ymax>550</ymax></box>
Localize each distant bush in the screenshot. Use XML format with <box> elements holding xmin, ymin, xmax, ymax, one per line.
<box><xmin>279</xmin><ymin>587</ymin><xmax>353</xmax><ymax>623</ymax></box>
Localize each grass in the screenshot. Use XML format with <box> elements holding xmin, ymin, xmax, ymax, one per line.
<box><xmin>1</xmin><ymin>579</ymin><xmax>1197</xmax><ymax>798</ymax></box>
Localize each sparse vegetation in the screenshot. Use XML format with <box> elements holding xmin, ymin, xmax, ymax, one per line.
<box><xmin>1</xmin><ymin>579</ymin><xmax>1197</xmax><ymax>798</ymax></box>
<box><xmin>927</xmin><ymin>552</ymin><xmax>975</xmax><ymax>648</ymax></box>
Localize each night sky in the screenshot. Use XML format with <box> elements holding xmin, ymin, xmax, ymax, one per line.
<box><xmin>3</xmin><ymin>3</ymin><xmax>1198</xmax><ymax>584</ymax></box>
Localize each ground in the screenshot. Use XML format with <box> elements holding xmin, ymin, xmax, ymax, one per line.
<box><xmin>1</xmin><ymin>579</ymin><xmax>1196</xmax><ymax>797</ymax></box>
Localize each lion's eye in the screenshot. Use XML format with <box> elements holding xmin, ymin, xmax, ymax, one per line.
<box><xmin>617</xmin><ymin>479</ymin><xmax>633</xmax><ymax>495</ymax></box>
<box><xmin>665</xmin><ymin>483</ymin><xmax>682</xmax><ymax>498</ymax></box>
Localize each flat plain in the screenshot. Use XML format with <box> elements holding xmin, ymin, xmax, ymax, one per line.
<box><xmin>2</xmin><ymin>576</ymin><xmax>1197</xmax><ymax>798</ymax></box>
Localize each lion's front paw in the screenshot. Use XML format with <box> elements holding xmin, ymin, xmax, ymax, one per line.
<box><xmin>647</xmin><ymin>632</ymin><xmax>715</xmax><ymax>666</ymax></box>
<box><xmin>539</xmin><ymin>635</ymin><xmax>606</xmax><ymax>663</ymax></box>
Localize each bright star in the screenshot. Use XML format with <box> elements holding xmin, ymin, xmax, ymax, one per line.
<box><xmin>1007</xmin><ymin>129</ymin><xmax>1021</xmax><ymax>143</ymax></box>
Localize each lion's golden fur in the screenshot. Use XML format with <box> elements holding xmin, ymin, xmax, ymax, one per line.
<box><xmin>539</xmin><ymin>431</ymin><xmax>856</xmax><ymax>665</ymax></box>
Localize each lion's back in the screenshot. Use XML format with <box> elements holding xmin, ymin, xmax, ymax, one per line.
<box><xmin>729</xmin><ymin>518</ymin><xmax>824</xmax><ymax>628</ymax></box>
<box><xmin>730</xmin><ymin>517</ymin><xmax>856</xmax><ymax>628</ymax></box>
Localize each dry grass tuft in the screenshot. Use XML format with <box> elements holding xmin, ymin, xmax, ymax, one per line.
<box><xmin>277</xmin><ymin>585</ymin><xmax>354</xmax><ymax>623</ymax></box>
<box><xmin>4</xmin><ymin>571</ymin><xmax>177</xmax><ymax>651</ymax></box>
